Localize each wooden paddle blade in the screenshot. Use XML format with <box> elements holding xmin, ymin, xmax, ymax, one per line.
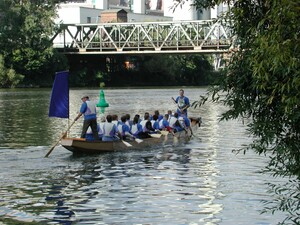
<box><xmin>149</xmin><ymin>133</ymin><xmax>162</xmax><ymax>138</ymax></box>
<box><xmin>173</xmin><ymin>136</ymin><xmax>179</xmax><ymax>145</ymax></box>
<box><xmin>135</xmin><ymin>138</ymin><xmax>143</xmax><ymax>143</ymax></box>
<box><xmin>122</xmin><ymin>140</ymin><xmax>132</xmax><ymax>147</ymax></box>
<box><xmin>160</xmin><ymin>130</ymin><xmax>169</xmax><ymax>136</ymax></box>
<box><xmin>45</xmin><ymin>120</ymin><xmax>76</xmax><ymax>158</ymax></box>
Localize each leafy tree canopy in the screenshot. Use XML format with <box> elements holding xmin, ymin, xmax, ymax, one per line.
<box><xmin>189</xmin><ymin>0</ymin><xmax>300</xmax><ymax>223</ymax></box>
<box><xmin>0</xmin><ymin>0</ymin><xmax>67</xmax><ymax>87</ymax></box>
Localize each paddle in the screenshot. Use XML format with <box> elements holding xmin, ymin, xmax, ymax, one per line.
<box><xmin>159</xmin><ymin>130</ymin><xmax>169</xmax><ymax>136</ymax></box>
<box><xmin>134</xmin><ymin>137</ymin><xmax>143</xmax><ymax>143</ymax></box>
<box><xmin>173</xmin><ymin>135</ymin><xmax>179</xmax><ymax>145</ymax></box>
<box><xmin>122</xmin><ymin>140</ymin><xmax>132</xmax><ymax>147</ymax></box>
<box><xmin>149</xmin><ymin>133</ymin><xmax>162</xmax><ymax>138</ymax></box>
<box><xmin>45</xmin><ymin>120</ymin><xmax>76</xmax><ymax>158</ymax></box>
<box><xmin>115</xmin><ymin>135</ymin><xmax>133</xmax><ymax>147</ymax></box>
<box><xmin>125</xmin><ymin>132</ymin><xmax>143</xmax><ymax>144</ymax></box>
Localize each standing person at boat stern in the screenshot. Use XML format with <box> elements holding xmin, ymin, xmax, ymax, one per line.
<box><xmin>172</xmin><ymin>89</ymin><xmax>190</xmax><ymax>116</ymax></box>
<box><xmin>74</xmin><ymin>96</ymin><xmax>99</xmax><ymax>140</ymax></box>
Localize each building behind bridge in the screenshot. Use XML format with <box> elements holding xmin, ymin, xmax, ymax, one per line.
<box><xmin>55</xmin><ymin>0</ymin><xmax>229</xmax><ymax>24</ymax></box>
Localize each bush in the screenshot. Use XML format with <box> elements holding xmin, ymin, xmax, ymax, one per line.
<box><xmin>0</xmin><ymin>55</ymin><xmax>24</xmax><ymax>88</ymax></box>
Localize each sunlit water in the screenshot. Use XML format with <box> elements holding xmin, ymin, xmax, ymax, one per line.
<box><xmin>0</xmin><ymin>88</ymin><xmax>285</xmax><ymax>224</ymax></box>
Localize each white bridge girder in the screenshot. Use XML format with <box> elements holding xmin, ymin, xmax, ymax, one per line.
<box><xmin>52</xmin><ymin>20</ymin><xmax>233</xmax><ymax>55</ymax></box>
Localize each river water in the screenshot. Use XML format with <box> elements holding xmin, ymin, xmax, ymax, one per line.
<box><xmin>0</xmin><ymin>88</ymin><xmax>285</xmax><ymax>224</ymax></box>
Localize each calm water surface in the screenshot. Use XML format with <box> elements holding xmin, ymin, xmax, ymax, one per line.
<box><xmin>0</xmin><ymin>88</ymin><xmax>284</xmax><ymax>224</ymax></box>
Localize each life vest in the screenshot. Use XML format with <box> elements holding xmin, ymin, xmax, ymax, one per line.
<box><xmin>117</xmin><ymin>124</ymin><xmax>122</xmax><ymax>134</ymax></box>
<box><xmin>84</xmin><ymin>100</ymin><xmax>97</xmax><ymax>116</ymax></box>
<box><xmin>151</xmin><ymin>120</ymin><xmax>159</xmax><ymax>130</ymax></box>
<box><xmin>140</xmin><ymin>120</ymin><xmax>148</xmax><ymax>132</ymax></box>
<box><xmin>112</xmin><ymin>120</ymin><xmax>119</xmax><ymax>126</ymax></box>
<box><xmin>169</xmin><ymin>117</ymin><xmax>178</xmax><ymax>128</ymax></box>
<box><xmin>118</xmin><ymin>123</ymin><xmax>128</xmax><ymax>136</ymax></box>
<box><xmin>159</xmin><ymin>119</ymin><xmax>169</xmax><ymax>129</ymax></box>
<box><xmin>168</xmin><ymin>114</ymin><xmax>173</xmax><ymax>123</ymax></box>
<box><xmin>159</xmin><ymin>120</ymin><xmax>164</xmax><ymax>128</ymax></box>
<box><xmin>131</xmin><ymin>124</ymin><xmax>140</xmax><ymax>136</ymax></box>
<box><xmin>178</xmin><ymin>116</ymin><xmax>186</xmax><ymax>128</ymax></box>
<box><xmin>126</xmin><ymin>120</ymin><xmax>132</xmax><ymax>127</ymax></box>
<box><xmin>103</xmin><ymin>123</ymin><xmax>116</xmax><ymax>137</ymax></box>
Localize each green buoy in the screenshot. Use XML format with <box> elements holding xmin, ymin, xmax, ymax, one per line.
<box><xmin>96</xmin><ymin>90</ymin><xmax>109</xmax><ymax>113</ymax></box>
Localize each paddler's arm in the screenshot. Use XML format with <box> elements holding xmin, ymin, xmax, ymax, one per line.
<box><xmin>181</xmin><ymin>104</ymin><xmax>190</xmax><ymax>113</ymax></box>
<box><xmin>74</xmin><ymin>102</ymin><xmax>87</xmax><ymax>121</ymax></box>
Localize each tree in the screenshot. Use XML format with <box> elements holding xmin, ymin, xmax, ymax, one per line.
<box><xmin>0</xmin><ymin>0</ymin><xmax>67</xmax><ymax>87</ymax></box>
<box><xmin>188</xmin><ymin>0</ymin><xmax>300</xmax><ymax>223</ymax></box>
<box><xmin>0</xmin><ymin>54</ymin><xmax>24</xmax><ymax>88</ymax></box>
<box><xmin>141</xmin><ymin>55</ymin><xmax>213</xmax><ymax>86</ymax></box>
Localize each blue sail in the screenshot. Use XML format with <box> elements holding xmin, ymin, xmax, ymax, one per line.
<box><xmin>48</xmin><ymin>71</ymin><xmax>69</xmax><ymax>118</ymax></box>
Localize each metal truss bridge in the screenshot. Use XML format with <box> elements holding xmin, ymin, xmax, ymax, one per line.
<box><xmin>52</xmin><ymin>20</ymin><xmax>233</xmax><ymax>55</ymax></box>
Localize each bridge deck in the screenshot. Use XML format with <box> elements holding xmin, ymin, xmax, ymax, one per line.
<box><xmin>52</xmin><ymin>20</ymin><xmax>233</xmax><ymax>54</ymax></box>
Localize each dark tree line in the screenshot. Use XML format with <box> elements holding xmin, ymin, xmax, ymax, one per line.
<box><xmin>67</xmin><ymin>54</ymin><xmax>216</xmax><ymax>87</ymax></box>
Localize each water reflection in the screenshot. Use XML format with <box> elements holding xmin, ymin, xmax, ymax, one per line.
<box><xmin>0</xmin><ymin>88</ymin><xmax>284</xmax><ymax>224</ymax></box>
<box><xmin>0</xmin><ymin>144</ymin><xmax>222</xmax><ymax>224</ymax></box>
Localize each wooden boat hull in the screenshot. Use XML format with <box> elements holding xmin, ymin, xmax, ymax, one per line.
<box><xmin>61</xmin><ymin>137</ymin><xmax>163</xmax><ymax>154</ymax></box>
<box><xmin>61</xmin><ymin>117</ymin><xmax>202</xmax><ymax>154</ymax></box>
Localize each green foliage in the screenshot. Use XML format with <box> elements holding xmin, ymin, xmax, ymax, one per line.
<box><xmin>0</xmin><ymin>55</ymin><xmax>24</xmax><ymax>88</ymax></box>
<box><xmin>262</xmin><ymin>179</ymin><xmax>300</xmax><ymax>224</ymax></box>
<box><xmin>0</xmin><ymin>0</ymin><xmax>68</xmax><ymax>86</ymax></box>
<box><xmin>142</xmin><ymin>55</ymin><xmax>178</xmax><ymax>84</ymax></box>
<box><xmin>141</xmin><ymin>55</ymin><xmax>213</xmax><ymax>86</ymax></box>
<box><xmin>191</xmin><ymin>0</ymin><xmax>300</xmax><ymax>222</ymax></box>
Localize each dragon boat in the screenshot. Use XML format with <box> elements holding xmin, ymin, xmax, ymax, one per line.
<box><xmin>61</xmin><ymin>117</ymin><xmax>201</xmax><ymax>154</ymax></box>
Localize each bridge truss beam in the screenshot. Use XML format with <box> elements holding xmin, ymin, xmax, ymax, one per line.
<box><xmin>52</xmin><ymin>20</ymin><xmax>233</xmax><ymax>55</ymax></box>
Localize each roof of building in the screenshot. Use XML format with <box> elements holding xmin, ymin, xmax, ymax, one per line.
<box><xmin>101</xmin><ymin>9</ymin><xmax>128</xmax><ymax>14</ymax></box>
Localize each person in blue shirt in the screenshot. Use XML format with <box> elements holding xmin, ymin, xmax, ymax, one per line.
<box><xmin>151</xmin><ymin>114</ymin><xmax>160</xmax><ymax>131</ymax></box>
<box><xmin>118</xmin><ymin>115</ymin><xmax>133</xmax><ymax>140</ymax></box>
<box><xmin>102</xmin><ymin>115</ymin><xmax>121</xmax><ymax>141</ymax></box>
<box><xmin>85</xmin><ymin>115</ymin><xmax>106</xmax><ymax>140</ymax></box>
<box><xmin>139</xmin><ymin>112</ymin><xmax>155</xmax><ymax>138</ymax></box>
<box><xmin>85</xmin><ymin>124</ymin><xmax>100</xmax><ymax>141</ymax></box>
<box><xmin>154</xmin><ymin>110</ymin><xmax>163</xmax><ymax>121</ymax></box>
<box><xmin>180</xmin><ymin>114</ymin><xmax>193</xmax><ymax>136</ymax></box>
<box><xmin>169</xmin><ymin>112</ymin><xmax>186</xmax><ymax>133</ymax></box>
<box><xmin>130</xmin><ymin>115</ymin><xmax>143</xmax><ymax>138</ymax></box>
<box><xmin>172</xmin><ymin>89</ymin><xmax>190</xmax><ymax>116</ymax></box>
<box><xmin>74</xmin><ymin>96</ymin><xmax>99</xmax><ymax>140</ymax></box>
<box><xmin>125</xmin><ymin>113</ymin><xmax>133</xmax><ymax>128</ymax></box>
<box><xmin>159</xmin><ymin>114</ymin><xmax>171</xmax><ymax>131</ymax></box>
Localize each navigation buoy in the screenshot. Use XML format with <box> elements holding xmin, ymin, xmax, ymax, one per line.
<box><xmin>96</xmin><ymin>90</ymin><xmax>109</xmax><ymax>113</ymax></box>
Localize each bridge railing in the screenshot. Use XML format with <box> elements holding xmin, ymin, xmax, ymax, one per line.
<box><xmin>52</xmin><ymin>20</ymin><xmax>233</xmax><ymax>54</ymax></box>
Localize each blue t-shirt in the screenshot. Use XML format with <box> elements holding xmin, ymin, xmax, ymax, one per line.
<box><xmin>119</xmin><ymin>122</ymin><xmax>131</xmax><ymax>136</ymax></box>
<box><xmin>175</xmin><ymin>96</ymin><xmax>190</xmax><ymax>115</ymax></box>
<box><xmin>102</xmin><ymin>123</ymin><xmax>119</xmax><ymax>141</ymax></box>
<box><xmin>183</xmin><ymin>116</ymin><xmax>190</xmax><ymax>127</ymax></box>
<box><xmin>159</xmin><ymin>119</ymin><xmax>169</xmax><ymax>129</ymax></box>
<box><xmin>80</xmin><ymin>101</ymin><xmax>97</xmax><ymax>120</ymax></box>
<box><xmin>151</xmin><ymin>120</ymin><xmax>160</xmax><ymax>130</ymax></box>
<box><xmin>130</xmin><ymin>123</ymin><xmax>142</xmax><ymax>136</ymax></box>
